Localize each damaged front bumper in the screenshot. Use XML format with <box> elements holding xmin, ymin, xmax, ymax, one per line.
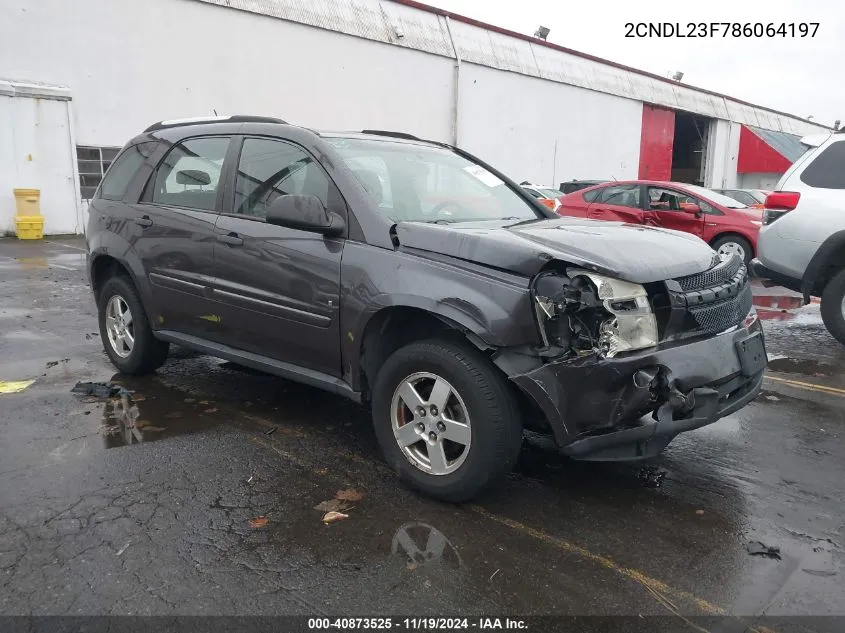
<box><xmin>509</xmin><ymin>321</ymin><xmax>766</xmax><ymax>461</ymax></box>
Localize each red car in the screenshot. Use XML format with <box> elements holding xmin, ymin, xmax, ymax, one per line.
<box><xmin>558</xmin><ymin>180</ymin><xmax>763</xmax><ymax>264</ymax></box>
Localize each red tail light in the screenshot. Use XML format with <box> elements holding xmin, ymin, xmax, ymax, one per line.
<box><xmin>764</xmin><ymin>191</ymin><xmax>800</xmax><ymax>211</ymax></box>
<box><xmin>762</xmin><ymin>191</ymin><xmax>800</xmax><ymax>225</ymax></box>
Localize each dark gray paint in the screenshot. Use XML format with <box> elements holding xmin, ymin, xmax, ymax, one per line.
<box><xmin>88</xmin><ymin>119</ymin><xmax>762</xmax><ymax>456</ymax></box>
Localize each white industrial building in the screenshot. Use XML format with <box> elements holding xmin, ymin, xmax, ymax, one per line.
<box><xmin>0</xmin><ymin>0</ymin><xmax>832</xmax><ymax>235</ymax></box>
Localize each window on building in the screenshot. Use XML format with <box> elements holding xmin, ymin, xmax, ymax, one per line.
<box><xmin>801</xmin><ymin>140</ymin><xmax>845</xmax><ymax>189</ymax></box>
<box><xmin>149</xmin><ymin>136</ymin><xmax>231</xmax><ymax>211</ymax></box>
<box><xmin>97</xmin><ymin>142</ymin><xmax>157</xmax><ymax>201</ymax></box>
<box><xmin>235</xmin><ymin>138</ymin><xmax>331</xmax><ymax>218</ymax></box>
<box><xmin>77</xmin><ymin>146</ymin><xmax>121</xmax><ymax>199</ymax></box>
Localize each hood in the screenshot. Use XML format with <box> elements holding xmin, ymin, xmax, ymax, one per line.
<box><xmin>395</xmin><ymin>217</ymin><xmax>718</xmax><ymax>283</ymax></box>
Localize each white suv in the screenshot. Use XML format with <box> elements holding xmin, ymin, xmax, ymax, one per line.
<box><xmin>751</xmin><ymin>130</ymin><xmax>845</xmax><ymax>342</ymax></box>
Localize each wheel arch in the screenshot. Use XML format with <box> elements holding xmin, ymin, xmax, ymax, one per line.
<box><xmin>355</xmin><ymin>304</ymin><xmax>492</xmax><ymax>399</ymax></box>
<box><xmin>802</xmin><ymin>230</ymin><xmax>845</xmax><ymax>301</ymax></box>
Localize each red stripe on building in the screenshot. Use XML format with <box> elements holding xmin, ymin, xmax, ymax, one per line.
<box><xmin>737</xmin><ymin>125</ymin><xmax>793</xmax><ymax>173</ymax></box>
<box><xmin>638</xmin><ymin>105</ymin><xmax>675</xmax><ymax>180</ymax></box>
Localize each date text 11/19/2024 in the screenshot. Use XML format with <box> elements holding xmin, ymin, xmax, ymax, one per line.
<box><xmin>625</xmin><ymin>22</ymin><xmax>819</xmax><ymax>38</ymax></box>
<box><xmin>308</xmin><ymin>618</ymin><xmax>528</xmax><ymax>630</ymax></box>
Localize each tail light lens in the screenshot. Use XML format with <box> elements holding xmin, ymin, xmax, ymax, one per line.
<box><xmin>539</xmin><ymin>198</ymin><xmax>562</xmax><ymax>213</ymax></box>
<box><xmin>762</xmin><ymin>191</ymin><xmax>800</xmax><ymax>225</ymax></box>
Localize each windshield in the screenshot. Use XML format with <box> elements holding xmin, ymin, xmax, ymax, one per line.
<box><xmin>684</xmin><ymin>184</ymin><xmax>748</xmax><ymax>209</ymax></box>
<box><xmin>325</xmin><ymin>137</ymin><xmax>542</xmax><ymax>223</ymax></box>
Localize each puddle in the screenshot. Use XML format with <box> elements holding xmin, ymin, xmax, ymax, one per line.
<box><xmin>0</xmin><ymin>307</ymin><xmax>35</xmax><ymax>319</ymax></box>
<box><xmin>768</xmin><ymin>357</ymin><xmax>835</xmax><ymax>376</ymax></box>
<box><xmin>391</xmin><ymin>522</ymin><xmax>462</xmax><ymax>570</ymax></box>
<box><xmin>2</xmin><ymin>329</ymin><xmax>41</xmax><ymax>341</ymax></box>
<box><xmin>99</xmin><ymin>377</ymin><xmax>228</xmax><ymax>449</ymax></box>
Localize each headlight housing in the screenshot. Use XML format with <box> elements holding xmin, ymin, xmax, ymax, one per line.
<box><xmin>532</xmin><ymin>269</ymin><xmax>659</xmax><ymax>358</ymax></box>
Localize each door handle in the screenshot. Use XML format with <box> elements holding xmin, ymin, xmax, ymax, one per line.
<box><xmin>134</xmin><ymin>215</ymin><xmax>153</xmax><ymax>228</ymax></box>
<box><xmin>217</xmin><ymin>232</ymin><xmax>244</xmax><ymax>246</ymax></box>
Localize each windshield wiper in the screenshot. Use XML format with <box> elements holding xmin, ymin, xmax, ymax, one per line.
<box><xmin>425</xmin><ymin>219</ymin><xmax>456</xmax><ymax>224</ymax></box>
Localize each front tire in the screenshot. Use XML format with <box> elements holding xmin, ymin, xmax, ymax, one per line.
<box><xmin>820</xmin><ymin>269</ymin><xmax>845</xmax><ymax>345</ymax></box>
<box><xmin>372</xmin><ymin>339</ymin><xmax>523</xmax><ymax>502</ymax></box>
<box><xmin>98</xmin><ymin>276</ymin><xmax>169</xmax><ymax>374</ymax></box>
<box><xmin>712</xmin><ymin>234</ymin><xmax>753</xmax><ymax>266</ymax></box>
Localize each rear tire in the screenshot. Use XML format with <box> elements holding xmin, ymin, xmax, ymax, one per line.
<box><xmin>820</xmin><ymin>269</ymin><xmax>845</xmax><ymax>345</ymax></box>
<box><xmin>98</xmin><ymin>276</ymin><xmax>169</xmax><ymax>374</ymax></box>
<box><xmin>712</xmin><ymin>234</ymin><xmax>753</xmax><ymax>266</ymax></box>
<box><xmin>372</xmin><ymin>339</ymin><xmax>523</xmax><ymax>502</ymax></box>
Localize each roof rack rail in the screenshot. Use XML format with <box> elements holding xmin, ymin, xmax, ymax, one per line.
<box><xmin>360</xmin><ymin>130</ymin><xmax>421</xmax><ymax>141</ymax></box>
<box><xmin>144</xmin><ymin>115</ymin><xmax>287</xmax><ymax>133</ymax></box>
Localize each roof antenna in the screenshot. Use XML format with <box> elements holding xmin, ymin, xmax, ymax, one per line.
<box><xmin>213</xmin><ymin>108</ymin><xmax>218</xmax><ymax>116</ymax></box>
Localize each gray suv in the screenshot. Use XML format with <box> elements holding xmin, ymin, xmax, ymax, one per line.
<box><xmin>87</xmin><ymin>116</ymin><xmax>765</xmax><ymax>501</ymax></box>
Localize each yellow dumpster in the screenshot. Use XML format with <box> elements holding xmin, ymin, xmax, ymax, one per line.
<box><xmin>15</xmin><ymin>215</ymin><xmax>44</xmax><ymax>240</ymax></box>
<box><xmin>12</xmin><ymin>189</ymin><xmax>44</xmax><ymax>239</ymax></box>
<box><xmin>13</xmin><ymin>188</ymin><xmax>41</xmax><ymax>215</ymax></box>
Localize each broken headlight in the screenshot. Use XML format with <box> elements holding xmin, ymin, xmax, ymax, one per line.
<box><xmin>532</xmin><ymin>270</ymin><xmax>658</xmax><ymax>358</ymax></box>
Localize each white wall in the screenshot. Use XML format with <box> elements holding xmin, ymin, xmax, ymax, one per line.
<box><xmin>0</xmin><ymin>84</ymin><xmax>80</xmax><ymax>235</ymax></box>
<box><xmin>459</xmin><ymin>63</ymin><xmax>642</xmax><ymax>185</ymax></box>
<box><xmin>0</xmin><ymin>0</ymin><xmax>454</xmax><ymax>147</ymax></box>
<box><xmin>739</xmin><ymin>173</ymin><xmax>782</xmax><ymax>191</ymax></box>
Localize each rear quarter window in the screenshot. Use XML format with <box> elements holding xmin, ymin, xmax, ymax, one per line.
<box><xmin>800</xmin><ymin>140</ymin><xmax>845</xmax><ymax>189</ymax></box>
<box><xmin>97</xmin><ymin>142</ymin><xmax>157</xmax><ymax>201</ymax></box>
<box><xmin>583</xmin><ymin>188</ymin><xmax>601</xmax><ymax>202</ymax></box>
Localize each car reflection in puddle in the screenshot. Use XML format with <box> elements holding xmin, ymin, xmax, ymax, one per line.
<box><xmin>100</xmin><ymin>378</ymin><xmax>222</xmax><ymax>449</ymax></box>
<box><xmin>391</xmin><ymin>522</ymin><xmax>462</xmax><ymax>570</ymax></box>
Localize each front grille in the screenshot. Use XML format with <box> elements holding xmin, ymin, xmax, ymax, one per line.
<box><xmin>687</xmin><ymin>283</ymin><xmax>752</xmax><ymax>335</ymax></box>
<box><xmin>675</xmin><ymin>254</ymin><xmax>742</xmax><ymax>292</ymax></box>
<box><xmin>666</xmin><ymin>254</ymin><xmax>752</xmax><ymax>339</ymax></box>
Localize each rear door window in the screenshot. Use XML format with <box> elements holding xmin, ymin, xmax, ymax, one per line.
<box><xmin>800</xmin><ymin>140</ymin><xmax>845</xmax><ymax>189</ymax></box>
<box><xmin>148</xmin><ymin>137</ymin><xmax>231</xmax><ymax>211</ymax></box>
<box><xmin>98</xmin><ymin>142</ymin><xmax>157</xmax><ymax>201</ymax></box>
<box><xmin>598</xmin><ymin>185</ymin><xmax>640</xmax><ymax>209</ymax></box>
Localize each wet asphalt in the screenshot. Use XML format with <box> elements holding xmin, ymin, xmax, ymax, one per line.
<box><xmin>1</xmin><ymin>237</ymin><xmax>844</xmax><ymax>627</ymax></box>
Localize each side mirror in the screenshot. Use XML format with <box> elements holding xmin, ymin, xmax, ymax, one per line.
<box><xmin>681</xmin><ymin>203</ymin><xmax>702</xmax><ymax>215</ymax></box>
<box><xmin>265</xmin><ymin>194</ymin><xmax>345</xmax><ymax>236</ymax></box>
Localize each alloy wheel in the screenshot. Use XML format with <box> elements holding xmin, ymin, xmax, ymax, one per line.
<box><xmin>390</xmin><ymin>372</ymin><xmax>471</xmax><ymax>475</ymax></box>
<box><xmin>105</xmin><ymin>294</ymin><xmax>135</xmax><ymax>358</ymax></box>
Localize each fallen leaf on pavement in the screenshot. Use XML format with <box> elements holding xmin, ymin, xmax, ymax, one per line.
<box><xmin>764</xmin><ymin>395</ymin><xmax>780</xmax><ymax>402</ymax></box>
<box><xmin>695</xmin><ymin>509</ymin><xmax>705</xmax><ymax>515</ymax></box>
<box><xmin>322</xmin><ymin>511</ymin><xmax>349</xmax><ymax>524</ymax></box>
<box><xmin>204</xmin><ymin>408</ymin><xmax>218</xmax><ymax>413</ymax></box>
<box><xmin>249</xmin><ymin>516</ymin><xmax>269</xmax><ymax>528</ymax></box>
<box><xmin>314</xmin><ymin>499</ymin><xmax>348</xmax><ymax>513</ymax></box>
<box><xmin>335</xmin><ymin>489</ymin><xmax>364</xmax><ymax>502</ymax></box>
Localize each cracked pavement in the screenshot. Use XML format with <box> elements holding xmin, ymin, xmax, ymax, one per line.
<box><xmin>1</xmin><ymin>237</ymin><xmax>844</xmax><ymax>628</ymax></box>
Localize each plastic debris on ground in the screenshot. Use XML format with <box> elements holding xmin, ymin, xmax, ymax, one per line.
<box><xmin>70</xmin><ymin>381</ymin><xmax>131</xmax><ymax>398</ymax></box>
<box><xmin>0</xmin><ymin>380</ymin><xmax>36</xmax><ymax>394</ymax></box>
